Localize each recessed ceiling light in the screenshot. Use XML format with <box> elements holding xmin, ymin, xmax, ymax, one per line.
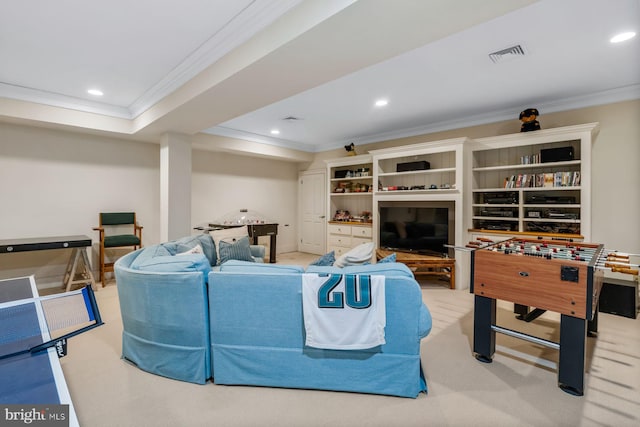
<box><xmin>87</xmin><ymin>89</ymin><xmax>103</xmax><ymax>96</ymax></box>
<box><xmin>610</xmin><ymin>31</ymin><xmax>636</xmax><ymax>43</ymax></box>
<box><xmin>374</xmin><ymin>99</ymin><xmax>388</xmax><ymax>107</ymax></box>
<box><xmin>270</xmin><ymin>129</ymin><xmax>280</xmax><ymax>135</ymax></box>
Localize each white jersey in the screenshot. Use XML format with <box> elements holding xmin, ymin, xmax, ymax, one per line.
<box><xmin>302</xmin><ymin>273</ymin><xmax>386</xmax><ymax>350</ymax></box>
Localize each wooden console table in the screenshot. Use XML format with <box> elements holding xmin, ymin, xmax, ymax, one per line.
<box><xmin>376</xmin><ymin>248</ymin><xmax>455</xmax><ymax>289</ymax></box>
<box><xmin>0</xmin><ymin>235</ymin><xmax>96</xmax><ymax>292</ymax></box>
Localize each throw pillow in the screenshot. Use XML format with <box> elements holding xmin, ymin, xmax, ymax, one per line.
<box><xmin>173</xmin><ymin>234</ymin><xmax>217</xmax><ymax>266</ymax></box>
<box><xmin>309</xmin><ymin>251</ymin><xmax>335</xmax><ymax>266</ymax></box>
<box><xmin>219</xmin><ymin>235</ymin><xmax>255</xmax><ymax>264</ymax></box>
<box><xmin>176</xmin><ymin>244</ymin><xmax>203</xmax><ymax>256</ymax></box>
<box><xmin>211</xmin><ymin>226</ymin><xmax>249</xmax><ymax>265</ymax></box>
<box><xmin>378</xmin><ymin>252</ymin><xmax>396</xmax><ymax>263</ymax></box>
<box><xmin>333</xmin><ymin>242</ymin><xmax>375</xmax><ymax>268</ymax></box>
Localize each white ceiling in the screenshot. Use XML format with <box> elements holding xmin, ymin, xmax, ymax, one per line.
<box><xmin>1</xmin><ymin>0</ymin><xmax>638</xmax><ymax>157</ymax></box>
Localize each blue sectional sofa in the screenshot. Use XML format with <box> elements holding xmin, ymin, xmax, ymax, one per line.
<box><xmin>115</xmin><ymin>237</ymin><xmax>432</xmax><ymax>398</ymax></box>
<box><xmin>114</xmin><ymin>234</ymin><xmax>264</xmax><ymax>384</ymax></box>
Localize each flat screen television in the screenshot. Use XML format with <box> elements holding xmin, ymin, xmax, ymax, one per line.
<box><xmin>379</xmin><ymin>206</ymin><xmax>450</xmax><ymax>256</ymax></box>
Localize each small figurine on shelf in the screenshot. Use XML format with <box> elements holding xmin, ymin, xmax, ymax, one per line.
<box><xmin>344</xmin><ymin>142</ymin><xmax>357</xmax><ymax>156</ymax></box>
<box><xmin>333</xmin><ymin>210</ymin><xmax>351</xmax><ymax>221</ymax></box>
<box><xmin>519</xmin><ymin>108</ymin><xmax>541</xmax><ymax>132</ymax></box>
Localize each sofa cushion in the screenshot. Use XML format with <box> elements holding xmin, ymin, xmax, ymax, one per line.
<box><xmin>176</xmin><ymin>244</ymin><xmax>203</xmax><ymax>256</ymax></box>
<box><xmin>219</xmin><ymin>260</ymin><xmax>304</xmax><ymax>274</ymax></box>
<box><xmin>305</xmin><ymin>265</ymin><xmax>342</xmax><ymax>275</ymax></box>
<box><xmin>211</xmin><ymin>227</ymin><xmax>249</xmax><ymax>265</ymax></box>
<box><xmin>334</xmin><ymin>242</ymin><xmax>375</xmax><ymax>268</ymax></box>
<box><xmin>344</xmin><ymin>262</ymin><xmax>414</xmax><ymax>279</ymax></box>
<box><xmin>173</xmin><ymin>234</ymin><xmax>217</xmax><ymax>266</ymax></box>
<box><xmin>129</xmin><ymin>244</ymin><xmax>172</xmax><ymax>269</ymax></box>
<box><xmin>219</xmin><ymin>236</ymin><xmax>255</xmax><ymax>264</ymax></box>
<box><xmin>309</xmin><ymin>251</ymin><xmax>335</xmax><ymax>266</ymax></box>
<box><xmin>132</xmin><ymin>253</ymin><xmax>212</xmax><ymax>276</ymax></box>
<box><xmin>378</xmin><ymin>252</ymin><xmax>396</xmax><ymax>263</ymax></box>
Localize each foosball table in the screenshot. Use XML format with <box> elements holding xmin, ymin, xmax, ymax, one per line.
<box><xmin>469</xmin><ymin>237</ymin><xmax>638</xmax><ymax>396</ymax></box>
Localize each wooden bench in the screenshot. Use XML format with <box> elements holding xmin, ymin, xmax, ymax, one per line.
<box><xmin>376</xmin><ymin>248</ymin><xmax>455</xmax><ymax>289</ymax></box>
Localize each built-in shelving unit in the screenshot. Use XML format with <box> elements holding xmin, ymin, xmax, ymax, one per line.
<box><xmin>468</xmin><ymin>123</ymin><xmax>599</xmax><ymax>240</ymax></box>
<box><xmin>325</xmin><ymin>154</ymin><xmax>373</xmax><ymax>223</ymax></box>
<box><xmin>319</xmin><ymin>125</ymin><xmax>598</xmax><ymax>290</ymax></box>
<box><xmin>370</xmin><ymin>138</ymin><xmax>470</xmax><ymax>289</ymax></box>
<box><xmin>325</xmin><ymin>154</ymin><xmax>374</xmax><ymax>257</ymax></box>
<box><xmin>374</xmin><ymin>140</ymin><xmax>462</xmax><ymax>196</ymax></box>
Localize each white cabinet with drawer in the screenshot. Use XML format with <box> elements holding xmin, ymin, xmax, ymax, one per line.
<box><xmin>327</xmin><ymin>223</ymin><xmax>372</xmax><ymax>257</ymax></box>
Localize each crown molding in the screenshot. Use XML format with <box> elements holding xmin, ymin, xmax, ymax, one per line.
<box><xmin>206</xmin><ymin>84</ymin><xmax>640</xmax><ymax>154</ymax></box>
<box><xmin>0</xmin><ymin>0</ymin><xmax>303</xmax><ymax>121</ymax></box>
<box><xmin>127</xmin><ymin>0</ymin><xmax>303</xmax><ymax>118</ymax></box>
<box><xmin>0</xmin><ymin>82</ymin><xmax>132</xmax><ymax>118</ymax></box>
<box><xmin>320</xmin><ymin>84</ymin><xmax>640</xmax><ymax>152</ymax></box>
<box><xmin>203</xmin><ymin>125</ymin><xmax>317</xmax><ymax>152</ymax></box>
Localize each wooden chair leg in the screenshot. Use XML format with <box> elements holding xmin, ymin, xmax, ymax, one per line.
<box><xmin>99</xmin><ymin>244</ymin><xmax>105</xmax><ymax>286</ymax></box>
<box><xmin>450</xmin><ymin>266</ymin><xmax>455</xmax><ymax>290</ymax></box>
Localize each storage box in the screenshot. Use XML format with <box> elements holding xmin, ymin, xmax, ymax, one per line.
<box><xmin>599</xmin><ymin>281</ymin><xmax>638</xmax><ymax>319</ymax></box>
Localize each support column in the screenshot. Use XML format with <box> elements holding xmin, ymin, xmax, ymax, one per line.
<box><xmin>160</xmin><ymin>133</ymin><xmax>192</xmax><ymax>242</ymax></box>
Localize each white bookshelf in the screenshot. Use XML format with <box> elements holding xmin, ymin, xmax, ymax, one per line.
<box><xmin>370</xmin><ymin>138</ymin><xmax>470</xmax><ymax>289</ymax></box>
<box><xmin>468</xmin><ymin>123</ymin><xmax>599</xmax><ymax>240</ymax></box>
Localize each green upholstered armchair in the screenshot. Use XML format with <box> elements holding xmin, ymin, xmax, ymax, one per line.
<box><xmin>93</xmin><ymin>212</ymin><xmax>143</xmax><ymax>285</ymax></box>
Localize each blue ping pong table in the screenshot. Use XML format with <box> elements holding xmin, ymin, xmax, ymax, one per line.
<box><xmin>0</xmin><ymin>276</ymin><xmax>79</xmax><ymax>427</ymax></box>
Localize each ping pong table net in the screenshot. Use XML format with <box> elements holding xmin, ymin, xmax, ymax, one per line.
<box><xmin>0</xmin><ymin>286</ymin><xmax>103</xmax><ymax>360</ymax></box>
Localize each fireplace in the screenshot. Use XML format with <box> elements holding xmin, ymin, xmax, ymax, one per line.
<box><xmin>378</xmin><ymin>201</ymin><xmax>455</xmax><ymax>258</ymax></box>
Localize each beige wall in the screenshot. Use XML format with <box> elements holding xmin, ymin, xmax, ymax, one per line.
<box><xmin>305</xmin><ymin>99</ymin><xmax>640</xmax><ymax>253</ymax></box>
<box><xmin>0</xmin><ymin>123</ymin><xmax>300</xmax><ymax>286</ymax></box>
<box><xmin>1</xmin><ymin>99</ymin><xmax>638</xmax><ymax>286</ymax></box>
<box><xmin>0</xmin><ymin>123</ymin><xmax>160</xmax><ymax>284</ymax></box>
<box><xmin>191</xmin><ymin>149</ymin><xmax>300</xmax><ymax>253</ymax></box>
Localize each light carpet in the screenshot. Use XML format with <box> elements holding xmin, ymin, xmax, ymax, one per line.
<box><xmin>55</xmin><ymin>252</ymin><xmax>639</xmax><ymax>427</ymax></box>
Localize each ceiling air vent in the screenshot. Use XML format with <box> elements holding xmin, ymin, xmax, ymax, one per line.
<box><xmin>489</xmin><ymin>44</ymin><xmax>526</xmax><ymax>64</ymax></box>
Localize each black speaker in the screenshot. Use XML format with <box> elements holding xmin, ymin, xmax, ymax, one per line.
<box><xmin>599</xmin><ymin>282</ymin><xmax>638</xmax><ymax>319</ymax></box>
<box><xmin>540</xmin><ymin>146</ymin><xmax>574</xmax><ymax>163</ymax></box>
<box><xmin>396</xmin><ymin>161</ymin><xmax>430</xmax><ymax>172</ymax></box>
<box><xmin>334</xmin><ymin>170</ymin><xmax>352</xmax><ymax>179</ymax></box>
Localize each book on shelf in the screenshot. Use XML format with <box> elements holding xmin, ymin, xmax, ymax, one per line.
<box><xmin>572</xmin><ymin>171</ymin><xmax>581</xmax><ymax>186</ymax></box>
<box><xmin>520</xmin><ymin>154</ymin><xmax>540</xmax><ymax>164</ymax></box>
<box><xmin>504</xmin><ymin>171</ymin><xmax>579</xmax><ymax>188</ymax></box>
<box><xmin>526</xmin><ymin>174</ymin><xmax>535</xmax><ymax>188</ymax></box>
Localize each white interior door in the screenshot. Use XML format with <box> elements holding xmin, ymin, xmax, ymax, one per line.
<box><xmin>299</xmin><ymin>171</ymin><xmax>326</xmax><ymax>255</ymax></box>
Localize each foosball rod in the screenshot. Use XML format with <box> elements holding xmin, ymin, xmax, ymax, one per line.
<box><xmin>604</xmin><ymin>250</ymin><xmax>640</xmax><ymax>257</ymax></box>
<box><xmin>595</xmin><ymin>261</ymin><xmax>640</xmax><ymax>275</ymax></box>
<box><xmin>446</xmin><ymin>237</ymin><xmax>513</xmax><ymax>252</ymax></box>
<box><xmin>444</xmin><ymin>244</ymin><xmax>477</xmax><ymax>252</ymax></box>
<box><xmin>597</xmin><ymin>267</ymin><xmax>639</xmax><ymax>275</ymax></box>
<box><xmin>597</xmin><ymin>261</ymin><xmax>640</xmax><ymax>268</ymax></box>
